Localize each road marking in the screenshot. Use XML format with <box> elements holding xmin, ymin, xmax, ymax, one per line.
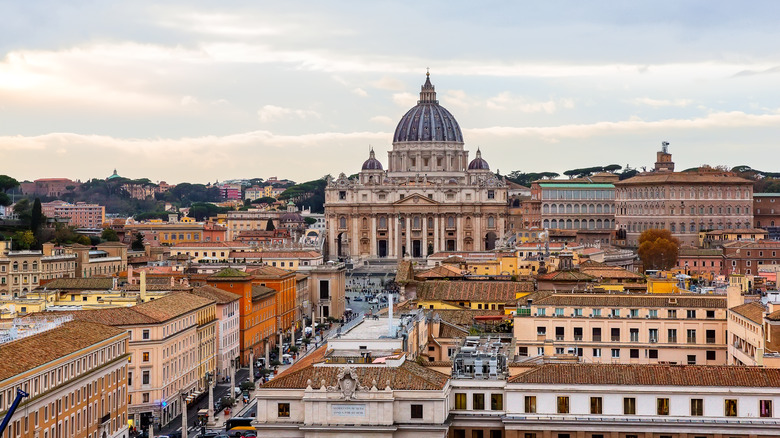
<box><xmin>176</xmin><ymin>427</ymin><xmax>182</xmax><ymax>431</ymax></box>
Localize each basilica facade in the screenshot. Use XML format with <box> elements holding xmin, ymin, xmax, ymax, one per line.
<box><xmin>324</xmin><ymin>73</ymin><xmax>508</xmax><ymax>261</ymax></box>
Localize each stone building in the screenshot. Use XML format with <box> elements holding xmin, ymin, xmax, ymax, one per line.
<box><xmin>615</xmin><ymin>144</ymin><xmax>754</xmax><ymax>246</ymax></box>
<box><xmin>324</xmin><ymin>73</ymin><xmax>508</xmax><ymax>261</ymax></box>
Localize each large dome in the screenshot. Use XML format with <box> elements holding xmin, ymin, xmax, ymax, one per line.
<box><xmin>392</xmin><ymin>73</ymin><xmax>464</xmax><ymax>144</ymax></box>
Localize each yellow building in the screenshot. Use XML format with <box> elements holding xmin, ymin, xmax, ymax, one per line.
<box><xmin>124</xmin><ymin>220</ymin><xmax>207</xmax><ymax>245</ymax></box>
<box><xmin>0</xmin><ymin>317</ymin><xmax>130</xmax><ymax>438</ymax></box>
<box><xmin>415</xmin><ymin>280</ymin><xmax>533</xmax><ymax>310</ymax></box>
<box><xmin>0</xmin><ymin>242</ymin><xmax>77</xmax><ymax>296</ymax></box>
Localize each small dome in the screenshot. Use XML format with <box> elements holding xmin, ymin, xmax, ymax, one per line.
<box><xmin>468</xmin><ymin>149</ymin><xmax>490</xmax><ymax>170</ymax></box>
<box><xmin>361</xmin><ymin>149</ymin><xmax>383</xmax><ymax>170</ymax></box>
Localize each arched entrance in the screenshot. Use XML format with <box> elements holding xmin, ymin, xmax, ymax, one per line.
<box><xmin>485</xmin><ymin>232</ymin><xmax>497</xmax><ymax>250</ymax></box>
<box><xmin>336</xmin><ymin>232</ymin><xmax>346</xmax><ymax>258</ymax></box>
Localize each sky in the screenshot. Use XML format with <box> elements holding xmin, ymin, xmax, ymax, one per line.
<box><xmin>2</xmin><ymin>1</ymin><xmax>780</xmax><ymax>184</ymax></box>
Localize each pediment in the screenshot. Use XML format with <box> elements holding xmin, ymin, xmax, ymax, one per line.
<box><xmin>393</xmin><ymin>193</ymin><xmax>440</xmax><ymax>206</ymax></box>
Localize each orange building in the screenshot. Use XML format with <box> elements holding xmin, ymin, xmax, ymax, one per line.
<box><xmin>247</xmin><ymin>265</ymin><xmax>298</xmax><ymax>335</ymax></box>
<box><xmin>206</xmin><ymin>268</ymin><xmax>277</xmax><ymax>366</ymax></box>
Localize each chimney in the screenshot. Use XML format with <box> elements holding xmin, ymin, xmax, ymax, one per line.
<box><xmin>388</xmin><ymin>293</ymin><xmax>394</xmax><ymax>337</ymax></box>
<box><xmin>140</xmin><ymin>271</ymin><xmax>147</xmax><ymax>302</ymax></box>
<box><xmin>127</xmin><ymin>265</ymin><xmax>134</xmax><ymax>285</ymax></box>
<box><xmin>726</xmin><ymin>285</ymin><xmax>742</xmax><ymax>309</ymax></box>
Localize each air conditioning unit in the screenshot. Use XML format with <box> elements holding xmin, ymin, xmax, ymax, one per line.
<box><xmin>533</xmin><ymin>313</ymin><xmax>538</xmax><ymax>316</ymax></box>
<box><xmin>650</xmin><ymin>339</ymin><xmax>657</xmax><ymax>343</ymax></box>
<box><xmin>589</xmin><ymin>314</ymin><xmax>594</xmax><ymax>318</ymax></box>
<box><xmin>627</xmin><ymin>314</ymin><xmax>632</xmax><ymax>318</ymax></box>
<box><xmin>645</xmin><ymin>315</ymin><xmax>650</xmax><ymax>319</ymax></box>
<box><xmin>571</xmin><ymin>314</ymin><xmax>575</xmax><ymax>317</ymax></box>
<box><xmin>608</xmin><ymin>314</ymin><xmax>613</xmax><ymax>318</ymax></box>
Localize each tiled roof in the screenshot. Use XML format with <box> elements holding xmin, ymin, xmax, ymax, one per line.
<box><xmin>614</xmin><ymin>171</ymin><xmax>753</xmax><ymax>186</ymax></box>
<box><xmin>415</xmin><ymin>265</ymin><xmax>463</xmax><ymax>279</ymax></box>
<box><xmin>252</xmin><ymin>285</ymin><xmax>276</xmax><ymax>301</ymax></box>
<box><xmin>508</xmin><ymin>363</ymin><xmax>780</xmax><ymax>387</ymax></box>
<box><xmin>532</xmin><ymin>292</ymin><xmax>726</xmax><ymax>309</ymax></box>
<box><xmin>171</xmin><ymin>241</ymin><xmax>250</xmax><ymax>248</ymax></box>
<box><xmin>678</xmin><ymin>247</ymin><xmax>723</xmax><ymax>257</ymax></box>
<box><xmin>229</xmin><ymin>251</ymin><xmax>322</xmax><ymax>259</ymax></box>
<box><xmin>431</xmin><ymin>309</ymin><xmax>505</xmax><ymax>327</ymax></box>
<box><xmin>766</xmin><ymin>309</ymin><xmax>780</xmax><ymax>321</ymax></box>
<box><xmin>438</xmin><ymin>323</ymin><xmax>468</xmax><ymax>338</ymax></box>
<box><xmin>423</xmin><ymin>361</ymin><xmax>452</xmax><ymax>367</ymax></box>
<box><xmin>63</xmin><ymin>307</ymin><xmax>159</xmax><ymax>325</ymax></box>
<box><xmin>580</xmin><ymin>267</ymin><xmax>644</xmax><ymax>280</ymax></box>
<box><xmin>42</xmin><ymin>278</ymin><xmax>114</xmax><ymax>290</ymax></box>
<box><xmin>578</xmin><ymin>260</ymin><xmax>606</xmax><ymax>267</ymax></box>
<box><xmin>537</xmin><ymin>270</ymin><xmax>595</xmax><ymax>281</ymax></box>
<box><xmin>210</xmin><ymin>268</ymin><xmax>250</xmax><ymax>278</ymax></box>
<box><xmin>67</xmin><ymin>292</ymin><xmax>214</xmax><ymax>325</ymax></box>
<box><xmin>0</xmin><ymin>320</ymin><xmax>125</xmax><ymax>382</ymax></box>
<box><xmin>261</xmin><ymin>360</ymin><xmax>448</xmax><ymax>390</ymax></box>
<box><xmin>730</xmin><ymin>302</ymin><xmax>765</xmax><ymax>325</ymax></box>
<box><xmin>416</xmin><ymin>281</ymin><xmax>533</xmax><ymax>302</ymax></box>
<box><xmin>190</xmin><ymin>285</ymin><xmax>241</xmax><ymax>304</ymax></box>
<box><xmin>395</xmin><ymin>260</ymin><xmax>414</xmax><ymax>283</ymax></box>
<box><xmin>273</xmin><ymin>344</ymin><xmax>328</xmax><ymax>380</ymax></box>
<box><xmin>247</xmin><ymin>265</ymin><xmax>294</xmax><ymax>278</ymax></box>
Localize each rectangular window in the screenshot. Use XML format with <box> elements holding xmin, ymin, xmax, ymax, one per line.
<box><xmin>573</xmin><ymin>327</ymin><xmax>583</xmax><ymax>341</ymax></box>
<box><xmin>630</xmin><ymin>349</ymin><xmax>639</xmax><ymax>358</ymax></box>
<box><xmin>630</xmin><ymin>328</ymin><xmax>639</xmax><ymax>342</ymax></box>
<box><xmin>687</xmin><ymin>354</ymin><xmax>696</xmax><ymax>365</ymax></box>
<box><xmin>611</xmin><ymin>328</ymin><xmax>620</xmax><ymax>342</ymax></box>
<box><xmin>691</xmin><ymin>399</ymin><xmax>703</xmax><ymax>416</ymax></box>
<box><xmin>142</xmin><ymin>330</ymin><xmax>149</xmax><ymax>340</ymax></box>
<box><xmin>524</xmin><ymin>396</ymin><xmax>536</xmax><ymax>413</ymax></box>
<box><xmin>557</xmin><ymin>396</ymin><xmax>569</xmax><ymax>414</ymax></box>
<box><xmin>706</xmin><ymin>310</ymin><xmax>715</xmax><ymax>319</ymax></box>
<box><xmin>592</xmin><ymin>348</ymin><xmax>601</xmax><ymax>358</ymax></box>
<box><xmin>142</xmin><ymin>371</ymin><xmax>149</xmax><ymax>385</ymax></box>
<box><xmin>687</xmin><ymin>309</ymin><xmax>696</xmax><ymax>319</ymax></box>
<box><xmin>611</xmin><ymin>348</ymin><xmax>620</xmax><ymax>358</ymax></box>
<box><xmin>555</xmin><ymin>308</ymin><xmax>564</xmax><ymax>316</ymax></box>
<box><xmin>278</xmin><ymin>403</ymin><xmax>290</xmax><ymax>418</ymax></box>
<box><xmin>725</xmin><ymin>399</ymin><xmax>737</xmax><ymax>417</ymax></box>
<box><xmin>623</xmin><ymin>397</ymin><xmax>636</xmax><ymax>415</ymax></box>
<box><xmin>668</xmin><ymin>310</ymin><xmax>677</xmax><ymax>319</ymax></box>
<box><xmin>410</xmin><ymin>404</ymin><xmax>423</xmax><ymax>419</ymax></box>
<box><xmin>657</xmin><ymin>398</ymin><xmax>670</xmax><ymax>415</ymax></box>
<box><xmin>490</xmin><ymin>394</ymin><xmax>503</xmax><ymax>411</ymax></box>
<box><xmin>648</xmin><ymin>309</ymin><xmax>658</xmax><ymax>318</ymax></box>
<box><xmin>592</xmin><ymin>327</ymin><xmax>601</xmax><ymax>342</ymax></box>
<box><xmin>760</xmin><ymin>400</ymin><xmax>773</xmax><ymax>417</ymax></box>
<box><xmin>706</xmin><ymin>329</ymin><xmax>716</xmax><ymax>344</ymax></box>
<box><xmin>537</xmin><ymin>327</ymin><xmax>547</xmax><ymax>336</ymax></box>
<box><xmin>668</xmin><ymin>329</ymin><xmax>677</xmax><ymax>343</ymax></box>
<box><xmin>590</xmin><ymin>397</ymin><xmax>602</xmax><ymax>414</ymax></box>
<box><xmin>648</xmin><ymin>349</ymin><xmax>659</xmax><ymax>359</ymax></box>
<box><xmin>555</xmin><ymin>326</ymin><xmax>565</xmax><ymax>341</ymax></box>
<box><xmin>473</xmin><ymin>393</ymin><xmax>485</xmax><ymax>410</ymax></box>
<box><xmin>142</xmin><ymin>352</ymin><xmax>149</xmax><ymax>362</ymax></box>
<box><xmin>319</xmin><ymin>280</ymin><xmax>330</xmax><ymax>300</ymax></box>
<box><xmin>687</xmin><ymin>329</ymin><xmax>697</xmax><ymax>344</ymax></box>
<box><xmin>455</xmin><ymin>393</ymin><xmax>467</xmax><ymax>410</ymax></box>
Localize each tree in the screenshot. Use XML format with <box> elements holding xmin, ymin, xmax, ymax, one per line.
<box><xmin>265</xmin><ymin>219</ymin><xmax>275</xmax><ymax>231</ymax></box>
<box><xmin>0</xmin><ymin>175</ymin><xmax>19</xmax><ymax>193</ymax></box>
<box><xmin>101</xmin><ymin>228</ymin><xmax>120</xmax><ymax>241</ymax></box>
<box><xmin>13</xmin><ymin>199</ymin><xmax>32</xmax><ymax>226</ymax></box>
<box><xmin>131</xmin><ymin>232</ymin><xmax>145</xmax><ymax>251</ymax></box>
<box><xmin>304</xmin><ymin>217</ymin><xmax>317</xmax><ymax>225</ymax></box>
<box><xmin>251</xmin><ymin>196</ymin><xmax>277</xmax><ymax>205</ymax></box>
<box><xmin>31</xmin><ymin>198</ymin><xmax>43</xmax><ymax>232</ymax></box>
<box><xmin>0</xmin><ymin>192</ymin><xmax>9</xmax><ymax>207</ymax></box>
<box><xmin>12</xmin><ymin>230</ymin><xmax>35</xmax><ymax>250</ymax></box>
<box><xmin>637</xmin><ymin>229</ymin><xmax>680</xmax><ymax>271</ymax></box>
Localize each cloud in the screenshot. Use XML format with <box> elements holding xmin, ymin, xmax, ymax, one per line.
<box><xmin>631</xmin><ymin>97</ymin><xmax>693</xmax><ymax>108</ymax></box>
<box><xmin>369</xmin><ymin>115</ymin><xmax>394</xmax><ymax>125</ymax></box>
<box><xmin>392</xmin><ymin>92</ymin><xmax>416</xmax><ymax>107</ymax></box>
<box><xmin>370</xmin><ymin>76</ymin><xmax>406</xmax><ymax>91</ymax></box>
<box><xmin>257</xmin><ymin>105</ymin><xmax>320</xmax><ymax>123</ymax></box>
<box><xmin>351</xmin><ymin>87</ymin><xmax>368</xmax><ymax>97</ymax></box>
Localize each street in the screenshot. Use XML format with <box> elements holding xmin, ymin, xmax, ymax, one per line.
<box><xmin>153</xmin><ymin>368</ymin><xmax>249</xmax><ymax>436</ymax></box>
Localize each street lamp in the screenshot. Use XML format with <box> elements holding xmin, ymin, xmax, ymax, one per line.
<box><xmin>206</xmin><ymin>372</ymin><xmax>215</xmax><ymax>426</ymax></box>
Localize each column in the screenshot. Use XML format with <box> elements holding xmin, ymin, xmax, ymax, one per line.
<box><xmin>422</xmin><ymin>214</ymin><xmax>428</xmax><ymax>256</ymax></box>
<box><xmin>181</xmin><ymin>393</ymin><xmax>188</xmax><ymax>438</ymax></box>
<box><xmin>456</xmin><ymin>214</ymin><xmax>463</xmax><ymax>251</ymax></box>
<box><xmin>474</xmin><ymin>214</ymin><xmax>482</xmax><ymax>251</ymax></box>
<box><xmin>433</xmin><ymin>214</ymin><xmax>440</xmax><ymax>254</ymax></box>
<box><xmin>370</xmin><ymin>216</ymin><xmax>377</xmax><ymax>257</ymax></box>
<box><xmin>388</xmin><ymin>216</ymin><xmax>395</xmax><ymax>258</ymax></box>
<box><xmin>405</xmin><ymin>215</ymin><xmax>412</xmax><ymax>258</ymax></box>
<box><xmin>351</xmin><ymin>215</ymin><xmax>359</xmax><ymax>257</ymax></box>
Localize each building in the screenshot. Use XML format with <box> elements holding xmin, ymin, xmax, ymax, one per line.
<box><xmin>244</xmin><ymin>186</ymin><xmax>265</xmax><ymax>201</ymax></box>
<box><xmin>723</xmin><ymin>240</ymin><xmax>780</xmax><ymax>276</ymax></box>
<box><xmin>675</xmin><ymin>247</ymin><xmax>724</xmax><ymax>278</ymax></box>
<box><xmin>218</xmin><ymin>184</ymin><xmax>242</xmax><ymax>201</ymax></box>
<box><xmin>67</xmin><ymin>242</ymin><xmax>127</xmax><ymax>278</ymax></box>
<box><xmin>324</xmin><ymin>73</ymin><xmax>509</xmax><ymax>260</ymax></box>
<box><xmin>169</xmin><ymin>241</ymin><xmax>251</xmax><ymax>263</ymax></box>
<box><xmin>754</xmin><ymin>193</ymin><xmax>780</xmax><ymax>229</ymax></box>
<box><xmin>41</xmin><ymin>201</ymin><xmax>106</xmax><ymax>229</ymax></box>
<box><xmin>205</xmin><ymin>269</ymin><xmax>277</xmax><ymax>366</ymax></box>
<box><xmin>504</xmin><ymin>363</ymin><xmax>780</xmax><ymax>438</ymax></box>
<box><xmin>246</xmin><ymin>265</ymin><xmax>298</xmax><ymax>336</ymax></box>
<box><xmin>230</xmin><ymin>250</ymin><xmax>323</xmax><ymax>270</ymax></box>
<box><xmin>615</xmin><ymin>144</ymin><xmax>754</xmax><ymax>246</ymax></box>
<box><xmin>189</xmin><ymin>285</ymin><xmax>241</xmax><ymax>381</ymax></box>
<box><xmin>0</xmin><ymin>317</ymin><xmax>130</xmax><ymax>438</ymax></box>
<box><xmin>123</xmin><ymin>219</ymin><xmax>214</xmax><ymax>246</ymax></box>
<box><xmin>530</xmin><ymin>174</ymin><xmax>618</xmax><ymax>238</ymax></box>
<box><xmin>297</xmin><ymin>262</ymin><xmax>346</xmax><ymax>325</ymax></box>
<box><xmin>0</xmin><ymin>242</ymin><xmax>77</xmax><ymax>297</ymax></box>
<box><xmin>65</xmin><ymin>292</ymin><xmax>217</xmax><ymax>428</ymax></box>
<box><xmin>415</xmin><ymin>280</ymin><xmax>533</xmax><ymax>311</ymax></box>
<box><xmin>514</xmin><ymin>291</ymin><xmax>728</xmax><ymax>365</ymax></box>
<box><xmin>234</xmin><ymin>229</ymin><xmax>290</xmax><ymax>247</ymax></box>
<box><xmin>19</xmin><ymin>178</ymin><xmax>81</xmax><ymax>198</ymax></box>
<box><xmin>698</xmin><ymin>228</ymin><xmax>767</xmax><ymax>248</ymax></box>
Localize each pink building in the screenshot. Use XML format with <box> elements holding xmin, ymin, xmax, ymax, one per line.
<box><xmin>676</xmin><ymin>247</ymin><xmax>724</xmax><ymax>278</ymax></box>
<box><xmin>42</xmin><ymin>200</ymin><xmax>105</xmax><ymax>228</ymax></box>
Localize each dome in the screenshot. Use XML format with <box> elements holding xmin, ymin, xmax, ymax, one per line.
<box><xmin>361</xmin><ymin>149</ymin><xmax>383</xmax><ymax>170</ymax></box>
<box><xmin>468</xmin><ymin>149</ymin><xmax>490</xmax><ymax>170</ymax></box>
<box><xmin>392</xmin><ymin>72</ymin><xmax>463</xmax><ymax>143</ymax></box>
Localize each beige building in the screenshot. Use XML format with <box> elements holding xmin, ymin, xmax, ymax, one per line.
<box><xmin>324</xmin><ymin>73</ymin><xmax>509</xmax><ymax>260</ymax></box>
<box><xmin>514</xmin><ymin>291</ymin><xmax>728</xmax><ymax>365</ymax></box>
<box><xmin>727</xmin><ymin>295</ymin><xmax>780</xmax><ymax>367</ymax></box>
<box><xmin>0</xmin><ymin>242</ymin><xmax>76</xmax><ymax>297</ymax></box>
<box><xmin>615</xmin><ymin>144</ymin><xmax>754</xmax><ymax>246</ymax></box>
<box><xmin>298</xmin><ymin>262</ymin><xmax>346</xmax><ymax>324</ymax></box>
<box><xmin>66</xmin><ymin>292</ymin><xmax>217</xmax><ymax>428</ymax></box>
<box><xmin>189</xmin><ymin>286</ymin><xmax>241</xmax><ymax>380</ymax></box>
<box><xmin>0</xmin><ymin>318</ymin><xmax>130</xmax><ymax>438</ymax></box>
<box><xmin>170</xmin><ymin>241</ymin><xmax>251</xmax><ymax>263</ymax></box>
<box><xmin>67</xmin><ymin>242</ymin><xmax>127</xmax><ymax>279</ymax></box>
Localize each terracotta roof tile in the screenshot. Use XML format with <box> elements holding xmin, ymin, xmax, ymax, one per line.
<box><xmin>252</xmin><ymin>285</ymin><xmax>276</xmax><ymax>301</ymax></box>
<box><xmin>415</xmin><ymin>265</ymin><xmax>464</xmax><ymax>279</ymax></box>
<box><xmin>246</xmin><ymin>265</ymin><xmax>295</xmax><ymax>278</ymax></box>
<box><xmin>537</xmin><ymin>270</ymin><xmax>595</xmax><ymax>281</ymax></box>
<box><xmin>395</xmin><ymin>260</ymin><xmax>414</xmax><ymax>283</ymax></box>
<box><xmin>229</xmin><ymin>251</ymin><xmax>322</xmax><ymax>259</ymax></box>
<box><xmin>417</xmin><ymin>281</ymin><xmax>533</xmax><ymax>302</ymax></box>
<box><xmin>0</xmin><ymin>320</ymin><xmax>126</xmax><ymax>382</ymax></box>
<box><xmin>261</xmin><ymin>360</ymin><xmax>448</xmax><ymax>390</ymax></box>
<box><xmin>66</xmin><ymin>292</ymin><xmax>214</xmax><ymax>325</ymax></box>
<box><xmin>730</xmin><ymin>302</ymin><xmax>765</xmax><ymax>324</ymax></box>
<box><xmin>209</xmin><ymin>268</ymin><xmax>250</xmax><ymax>278</ymax></box>
<box><xmin>42</xmin><ymin>278</ymin><xmax>114</xmax><ymax>290</ymax></box>
<box><xmin>614</xmin><ymin>171</ymin><xmax>753</xmax><ymax>186</ymax></box>
<box><xmin>432</xmin><ymin>309</ymin><xmax>505</xmax><ymax>327</ymax></box>
<box><xmin>508</xmin><ymin>363</ymin><xmax>780</xmax><ymax>387</ymax></box>
<box><xmin>532</xmin><ymin>292</ymin><xmax>726</xmax><ymax>309</ymax></box>
<box><xmin>190</xmin><ymin>285</ymin><xmax>241</xmax><ymax>304</ymax></box>
<box><xmin>580</xmin><ymin>267</ymin><xmax>644</xmax><ymax>280</ymax></box>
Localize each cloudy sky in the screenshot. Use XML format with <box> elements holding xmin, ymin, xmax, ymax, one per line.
<box><xmin>2</xmin><ymin>1</ymin><xmax>780</xmax><ymax>184</ymax></box>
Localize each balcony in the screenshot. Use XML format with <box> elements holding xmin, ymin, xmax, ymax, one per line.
<box><xmin>706</xmin><ymin>337</ymin><xmax>716</xmax><ymax>344</ymax></box>
<box><xmin>611</xmin><ymin>336</ymin><xmax>620</xmax><ymax>342</ymax></box>
<box><xmin>574</xmin><ymin>336</ymin><xmax>583</xmax><ymax>341</ymax></box>
<box><xmin>592</xmin><ymin>335</ymin><xmax>601</xmax><ymax>342</ymax></box>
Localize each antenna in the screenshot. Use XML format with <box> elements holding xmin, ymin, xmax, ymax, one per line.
<box><xmin>661</xmin><ymin>141</ymin><xmax>669</xmax><ymax>154</ymax></box>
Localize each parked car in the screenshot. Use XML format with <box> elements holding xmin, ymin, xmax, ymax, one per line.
<box><xmin>352</xmin><ymin>296</ymin><xmax>363</xmax><ymax>302</ymax></box>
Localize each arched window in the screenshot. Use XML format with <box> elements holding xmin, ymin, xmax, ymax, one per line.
<box><xmin>22</xmin><ymin>262</ymin><xmax>28</xmax><ymax>271</ymax></box>
<box><xmin>596</xmin><ymin>219</ymin><xmax>603</xmax><ymax>228</ymax></box>
<box><xmin>12</xmin><ymin>262</ymin><xmax>18</xmax><ymax>272</ymax></box>
<box><xmin>362</xmin><ymin>217</ymin><xmax>368</xmax><ymax>229</ymax></box>
<box><xmin>566</xmin><ymin>204</ymin><xmax>572</xmax><ymax>214</ymax></box>
<box><xmin>339</xmin><ymin>216</ymin><xmax>347</xmax><ymax>229</ymax></box>
<box><xmin>543</xmin><ymin>219</ymin><xmax>550</xmax><ymax>228</ymax></box>
<box><xmin>447</xmin><ymin>216</ymin><xmax>455</xmax><ymax>228</ymax></box>
<box><xmin>465</xmin><ymin>217</ymin><xmax>472</xmax><ymax>228</ymax></box>
<box><xmin>413</xmin><ymin>216</ymin><xmax>421</xmax><ymax>229</ymax></box>
<box><xmin>427</xmin><ymin>217</ymin><xmax>434</xmax><ymax>228</ymax></box>
<box><xmin>565</xmin><ymin>219</ymin><xmax>572</xmax><ymax>229</ymax></box>
<box><xmin>551</xmin><ymin>204</ymin><xmax>558</xmax><ymax>214</ymax></box>
<box><xmin>670</xmin><ymin>223</ymin><xmax>676</xmax><ymax>232</ymax></box>
<box><xmin>32</xmin><ymin>262</ymin><xmax>38</xmax><ymax>271</ymax></box>
<box><xmin>551</xmin><ymin>219</ymin><xmax>558</xmax><ymax>228</ymax></box>
<box><xmin>487</xmin><ymin>216</ymin><xmax>495</xmax><ymax>228</ymax></box>
<box><xmin>379</xmin><ymin>216</ymin><xmax>387</xmax><ymax>229</ymax></box>
<box><xmin>543</xmin><ymin>204</ymin><xmax>550</xmax><ymax>214</ymax></box>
